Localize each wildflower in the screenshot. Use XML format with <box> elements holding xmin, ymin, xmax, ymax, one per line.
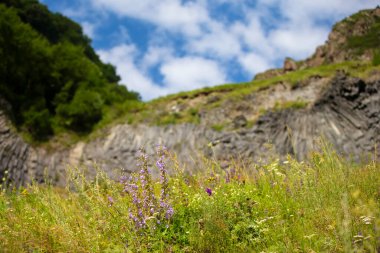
<box><xmin>206</xmin><ymin>187</ymin><xmax>212</xmax><ymax>196</ymax></box>
<box><xmin>123</xmin><ymin>146</ymin><xmax>174</xmax><ymax>231</ymax></box>
<box><xmin>166</xmin><ymin>206</ymin><xmax>174</xmax><ymax>219</ymax></box>
<box><xmin>119</xmin><ymin>175</ymin><xmax>128</xmax><ymax>184</ymax></box>
<box><xmin>107</xmin><ymin>196</ymin><xmax>114</xmax><ymax>207</ymax></box>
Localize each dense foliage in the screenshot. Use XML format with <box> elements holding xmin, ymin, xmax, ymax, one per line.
<box><xmin>0</xmin><ymin>1</ymin><xmax>140</xmax><ymax>140</ymax></box>
<box><xmin>0</xmin><ymin>145</ymin><xmax>379</xmax><ymax>252</ymax></box>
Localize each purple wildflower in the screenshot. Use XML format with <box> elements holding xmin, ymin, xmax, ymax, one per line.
<box><xmin>166</xmin><ymin>206</ymin><xmax>174</xmax><ymax>219</ymax></box>
<box><xmin>120</xmin><ymin>175</ymin><xmax>128</xmax><ymax>184</ymax></box>
<box><xmin>123</xmin><ymin>146</ymin><xmax>174</xmax><ymax>231</ymax></box>
<box><xmin>107</xmin><ymin>196</ymin><xmax>114</xmax><ymax>207</ymax></box>
<box><xmin>206</xmin><ymin>187</ymin><xmax>212</xmax><ymax>196</ymax></box>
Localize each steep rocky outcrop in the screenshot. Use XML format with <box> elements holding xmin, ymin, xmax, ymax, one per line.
<box><xmin>1</xmin><ymin>8</ymin><xmax>380</xmax><ymax>187</ymax></box>
<box><xmin>305</xmin><ymin>7</ymin><xmax>380</xmax><ymax>67</ymax></box>
<box><xmin>1</xmin><ymin>73</ymin><xmax>379</xmax><ymax>186</ymax></box>
<box><xmin>254</xmin><ymin>7</ymin><xmax>380</xmax><ymax>81</ymax></box>
<box><xmin>0</xmin><ymin>110</ymin><xmax>30</xmax><ymax>187</ymax></box>
<box><xmin>212</xmin><ymin>73</ymin><xmax>380</xmax><ymax>162</ymax></box>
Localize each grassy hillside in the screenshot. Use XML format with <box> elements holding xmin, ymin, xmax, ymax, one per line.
<box><xmin>120</xmin><ymin>61</ymin><xmax>380</xmax><ymax>128</ymax></box>
<box><xmin>0</xmin><ymin>144</ymin><xmax>379</xmax><ymax>252</ymax></box>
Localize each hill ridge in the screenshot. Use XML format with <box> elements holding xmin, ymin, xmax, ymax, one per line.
<box><xmin>1</xmin><ymin>6</ymin><xmax>380</xmax><ymax>186</ymax></box>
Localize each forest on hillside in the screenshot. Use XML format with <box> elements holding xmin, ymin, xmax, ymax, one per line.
<box><xmin>0</xmin><ymin>0</ymin><xmax>140</xmax><ymax>140</ymax></box>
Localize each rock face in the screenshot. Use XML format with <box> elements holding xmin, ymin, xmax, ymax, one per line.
<box><xmin>2</xmin><ymin>7</ymin><xmax>380</xmax><ymax>186</ymax></box>
<box><xmin>1</xmin><ymin>73</ymin><xmax>379</xmax><ymax>186</ymax></box>
<box><xmin>304</xmin><ymin>8</ymin><xmax>380</xmax><ymax>67</ymax></box>
<box><xmin>0</xmin><ymin>110</ymin><xmax>32</xmax><ymax>187</ymax></box>
<box><xmin>283</xmin><ymin>58</ymin><xmax>298</xmax><ymax>72</ymax></box>
<box><xmin>212</xmin><ymin>73</ymin><xmax>380</xmax><ymax>162</ymax></box>
<box><xmin>253</xmin><ymin>8</ymin><xmax>380</xmax><ymax>79</ymax></box>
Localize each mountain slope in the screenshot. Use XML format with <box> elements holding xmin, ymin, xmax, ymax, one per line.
<box><xmin>1</xmin><ymin>7</ymin><xmax>380</xmax><ymax>186</ymax></box>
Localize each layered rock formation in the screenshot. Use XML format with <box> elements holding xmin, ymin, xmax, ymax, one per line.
<box><xmin>212</xmin><ymin>73</ymin><xmax>380</xmax><ymax>162</ymax></box>
<box><xmin>1</xmin><ymin>8</ymin><xmax>380</xmax><ymax>187</ymax></box>
<box><xmin>1</xmin><ymin>72</ymin><xmax>379</xmax><ymax>186</ymax></box>
<box><xmin>0</xmin><ymin>110</ymin><xmax>30</xmax><ymax>187</ymax></box>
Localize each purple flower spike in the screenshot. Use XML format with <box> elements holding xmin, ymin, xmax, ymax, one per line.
<box><xmin>124</xmin><ymin>146</ymin><xmax>174</xmax><ymax>231</ymax></box>
<box><xmin>206</xmin><ymin>188</ymin><xmax>212</xmax><ymax>196</ymax></box>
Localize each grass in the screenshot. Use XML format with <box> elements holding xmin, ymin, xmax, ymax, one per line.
<box><xmin>158</xmin><ymin>61</ymin><xmax>378</xmax><ymax>106</ymax></box>
<box><xmin>0</xmin><ymin>143</ymin><xmax>379</xmax><ymax>252</ymax></box>
<box><xmin>273</xmin><ymin>100</ymin><xmax>309</xmax><ymax>111</ymax></box>
<box><xmin>346</xmin><ymin>16</ymin><xmax>380</xmax><ymax>54</ymax></box>
<box><xmin>211</xmin><ymin>123</ymin><xmax>225</xmax><ymax>132</ymax></box>
<box><xmin>149</xmin><ymin>61</ymin><xmax>376</xmax><ymax>105</ymax></box>
<box><xmin>372</xmin><ymin>50</ymin><xmax>380</xmax><ymax>66</ymax></box>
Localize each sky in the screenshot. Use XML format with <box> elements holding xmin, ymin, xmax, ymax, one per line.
<box><xmin>41</xmin><ymin>0</ymin><xmax>378</xmax><ymax>100</ymax></box>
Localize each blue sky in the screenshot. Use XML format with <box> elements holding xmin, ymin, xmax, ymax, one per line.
<box><xmin>41</xmin><ymin>0</ymin><xmax>377</xmax><ymax>100</ymax></box>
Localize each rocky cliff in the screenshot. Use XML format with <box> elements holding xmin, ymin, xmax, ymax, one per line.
<box><xmin>255</xmin><ymin>7</ymin><xmax>380</xmax><ymax>80</ymax></box>
<box><xmin>1</xmin><ymin>8</ymin><xmax>380</xmax><ymax>187</ymax></box>
<box><xmin>1</xmin><ymin>71</ymin><xmax>379</xmax><ymax>186</ymax></box>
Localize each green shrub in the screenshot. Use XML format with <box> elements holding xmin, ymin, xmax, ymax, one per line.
<box><xmin>372</xmin><ymin>50</ymin><xmax>380</xmax><ymax>66</ymax></box>
<box><xmin>23</xmin><ymin>108</ymin><xmax>53</xmax><ymax>140</ymax></box>
<box><xmin>57</xmin><ymin>89</ymin><xmax>103</xmax><ymax>131</ymax></box>
<box><xmin>346</xmin><ymin>17</ymin><xmax>380</xmax><ymax>53</ymax></box>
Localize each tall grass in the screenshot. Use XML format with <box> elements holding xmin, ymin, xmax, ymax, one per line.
<box><xmin>0</xmin><ymin>145</ymin><xmax>379</xmax><ymax>252</ymax></box>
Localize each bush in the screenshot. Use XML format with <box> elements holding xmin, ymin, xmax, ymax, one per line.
<box><xmin>347</xmin><ymin>18</ymin><xmax>380</xmax><ymax>53</ymax></box>
<box><xmin>372</xmin><ymin>50</ymin><xmax>380</xmax><ymax>66</ymax></box>
<box><xmin>57</xmin><ymin>89</ymin><xmax>103</xmax><ymax>132</ymax></box>
<box><xmin>23</xmin><ymin>108</ymin><xmax>53</xmax><ymax>140</ymax></box>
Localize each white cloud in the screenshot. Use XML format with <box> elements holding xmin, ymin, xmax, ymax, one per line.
<box><xmin>81</xmin><ymin>21</ymin><xmax>96</xmax><ymax>38</ymax></box>
<box><xmin>276</xmin><ymin>0</ymin><xmax>377</xmax><ymax>24</ymax></box>
<box><xmin>160</xmin><ymin>57</ymin><xmax>227</xmax><ymax>90</ymax></box>
<box><xmin>188</xmin><ymin>22</ymin><xmax>242</xmax><ymax>59</ymax></box>
<box><xmin>141</xmin><ymin>46</ymin><xmax>174</xmax><ymax>70</ymax></box>
<box><xmin>97</xmin><ymin>45</ymin><xmax>226</xmax><ymax>100</ymax></box>
<box><xmin>232</xmin><ymin>16</ymin><xmax>275</xmax><ymax>59</ymax></box>
<box><xmin>269</xmin><ymin>25</ymin><xmax>330</xmax><ymax>59</ymax></box>
<box><xmin>238</xmin><ymin>53</ymin><xmax>272</xmax><ymax>76</ymax></box>
<box><xmin>82</xmin><ymin>0</ymin><xmax>378</xmax><ymax>99</ymax></box>
<box><xmin>61</xmin><ymin>7</ymin><xmax>88</xmax><ymax>18</ymax></box>
<box><xmin>91</xmin><ymin>0</ymin><xmax>209</xmax><ymax>36</ymax></box>
<box><xmin>97</xmin><ymin>44</ymin><xmax>166</xmax><ymax>100</ymax></box>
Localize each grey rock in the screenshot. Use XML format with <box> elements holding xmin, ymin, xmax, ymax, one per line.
<box><xmin>233</xmin><ymin>115</ymin><xmax>248</xmax><ymax>128</ymax></box>
<box><xmin>283</xmin><ymin>57</ymin><xmax>298</xmax><ymax>72</ymax></box>
<box><xmin>0</xmin><ymin>73</ymin><xmax>379</xmax><ymax>186</ymax></box>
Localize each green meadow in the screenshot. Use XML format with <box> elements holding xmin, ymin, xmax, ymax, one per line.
<box><xmin>0</xmin><ymin>144</ymin><xmax>379</xmax><ymax>252</ymax></box>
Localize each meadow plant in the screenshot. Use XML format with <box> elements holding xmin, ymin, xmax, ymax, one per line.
<box><xmin>123</xmin><ymin>146</ymin><xmax>173</xmax><ymax>232</ymax></box>
<box><xmin>224</xmin><ymin>166</ymin><xmax>245</xmax><ymax>184</ymax></box>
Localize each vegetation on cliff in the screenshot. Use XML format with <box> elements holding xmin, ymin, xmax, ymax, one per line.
<box><xmin>0</xmin><ymin>1</ymin><xmax>140</xmax><ymax>141</ymax></box>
